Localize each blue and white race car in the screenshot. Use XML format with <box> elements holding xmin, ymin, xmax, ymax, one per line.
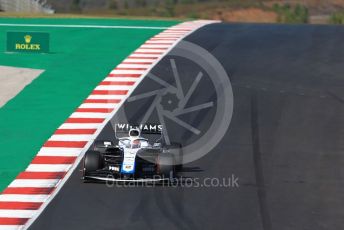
<box><xmin>82</xmin><ymin>125</ymin><xmax>182</xmax><ymax>182</ymax></box>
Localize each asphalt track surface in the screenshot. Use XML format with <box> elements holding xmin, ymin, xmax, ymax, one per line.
<box><xmin>30</xmin><ymin>23</ymin><xmax>344</xmax><ymax>230</ymax></box>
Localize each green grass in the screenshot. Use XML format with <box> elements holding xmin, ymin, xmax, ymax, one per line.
<box><xmin>0</xmin><ymin>17</ymin><xmax>179</xmax><ymax>191</ymax></box>
<box><xmin>329</xmin><ymin>11</ymin><xmax>344</xmax><ymax>24</ymax></box>
<box><xmin>273</xmin><ymin>3</ymin><xmax>309</xmax><ymax>24</ymax></box>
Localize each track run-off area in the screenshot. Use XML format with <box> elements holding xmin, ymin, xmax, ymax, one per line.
<box><xmin>0</xmin><ymin>17</ymin><xmax>179</xmax><ymax>191</ymax></box>
<box><xmin>0</xmin><ymin>18</ymin><xmax>215</xmax><ymax>229</ymax></box>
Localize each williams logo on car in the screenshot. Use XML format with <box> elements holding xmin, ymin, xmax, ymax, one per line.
<box><xmin>115</xmin><ymin>123</ymin><xmax>163</xmax><ymax>133</ymax></box>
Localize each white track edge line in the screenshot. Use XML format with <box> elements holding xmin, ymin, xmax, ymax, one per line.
<box><xmin>0</xmin><ymin>23</ymin><xmax>168</xmax><ymax>30</ymax></box>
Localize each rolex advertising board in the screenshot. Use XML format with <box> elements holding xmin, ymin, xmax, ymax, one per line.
<box><xmin>7</xmin><ymin>32</ymin><xmax>49</xmax><ymax>53</ymax></box>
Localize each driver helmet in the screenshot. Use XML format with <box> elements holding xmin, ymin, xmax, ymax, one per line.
<box><xmin>129</xmin><ymin>128</ymin><xmax>140</xmax><ymax>138</ymax></box>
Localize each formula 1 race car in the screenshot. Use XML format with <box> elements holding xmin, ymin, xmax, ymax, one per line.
<box><xmin>82</xmin><ymin>124</ymin><xmax>182</xmax><ymax>182</ymax></box>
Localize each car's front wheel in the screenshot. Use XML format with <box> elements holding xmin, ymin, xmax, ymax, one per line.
<box><xmin>83</xmin><ymin>151</ymin><xmax>103</xmax><ymax>178</ymax></box>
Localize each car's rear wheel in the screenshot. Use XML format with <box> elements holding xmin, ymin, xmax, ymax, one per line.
<box><xmin>158</xmin><ymin>154</ymin><xmax>175</xmax><ymax>180</ymax></box>
<box><xmin>166</xmin><ymin>143</ymin><xmax>183</xmax><ymax>171</ymax></box>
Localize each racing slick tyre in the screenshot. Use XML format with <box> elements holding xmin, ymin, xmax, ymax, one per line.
<box><xmin>84</xmin><ymin>151</ymin><xmax>103</xmax><ymax>177</ymax></box>
<box><xmin>166</xmin><ymin>143</ymin><xmax>183</xmax><ymax>171</ymax></box>
<box><xmin>158</xmin><ymin>154</ymin><xmax>176</xmax><ymax>180</ymax></box>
